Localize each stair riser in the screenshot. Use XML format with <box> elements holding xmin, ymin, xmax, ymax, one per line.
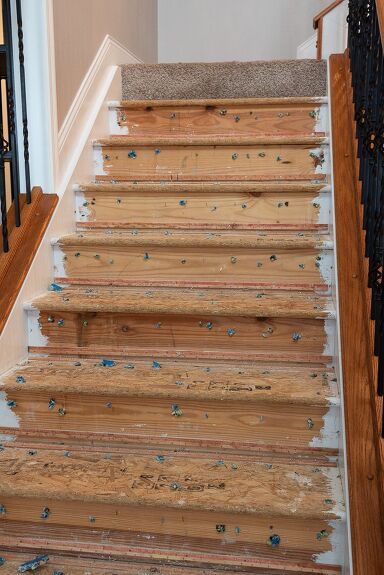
<box><xmin>94</xmin><ymin>144</ymin><xmax>329</xmax><ymax>181</ymax></box>
<box><xmin>109</xmin><ymin>103</ymin><xmax>328</xmax><ymax>137</ymax></box>
<box><xmin>76</xmin><ymin>190</ymin><xmax>331</xmax><ymax>226</ymax></box>
<box><xmin>28</xmin><ymin>311</ymin><xmax>333</xmax><ymax>356</ymax></box>
<box><xmin>1</xmin><ymin>391</ymin><xmax>339</xmax><ymax>451</ymax></box>
<box><xmin>54</xmin><ymin>245</ymin><xmax>333</xmax><ymax>285</ymax></box>
<box><xmin>0</xmin><ymin>497</ymin><xmax>343</xmax><ymax>565</ymax></box>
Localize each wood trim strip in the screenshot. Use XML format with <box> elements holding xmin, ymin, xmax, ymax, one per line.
<box><xmin>115</xmin><ymin>96</ymin><xmax>329</xmax><ymax>109</ymax></box>
<box><xmin>0</xmin><ymin>187</ymin><xmax>58</xmax><ymax>333</ymax></box>
<box><xmin>28</xmin><ymin>345</ymin><xmax>333</xmax><ymax>364</ymax></box>
<box><xmin>330</xmin><ymin>53</ymin><xmax>384</xmax><ymax>575</ymax></box>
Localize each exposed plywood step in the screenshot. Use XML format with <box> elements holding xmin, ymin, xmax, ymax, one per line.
<box><xmin>27</xmin><ymin>287</ymin><xmax>333</xmax><ymax>359</ymax></box>
<box><xmin>0</xmin><ymin>447</ymin><xmax>344</xmax><ymax>569</ymax></box>
<box><xmin>28</xmin><ymin>286</ymin><xmax>334</xmax><ymax>317</ymax></box>
<box><xmin>54</xmin><ymin>230</ymin><xmax>333</xmax><ymax>287</ymax></box>
<box><xmin>94</xmin><ymin>136</ymin><xmax>328</xmax><ymax>182</ymax></box>
<box><xmin>76</xmin><ymin>181</ymin><xmax>330</xmax><ymax>228</ymax></box>
<box><xmin>0</xmin><ymin>359</ymin><xmax>339</xmax><ymax>453</ymax></box>
<box><xmin>110</xmin><ymin>98</ymin><xmax>327</xmax><ymax>138</ymax></box>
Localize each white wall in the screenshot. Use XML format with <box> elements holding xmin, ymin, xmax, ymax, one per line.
<box><xmin>53</xmin><ymin>0</ymin><xmax>158</xmax><ymax>128</ymax></box>
<box><xmin>158</xmin><ymin>0</ymin><xmax>330</xmax><ymax>63</ymax></box>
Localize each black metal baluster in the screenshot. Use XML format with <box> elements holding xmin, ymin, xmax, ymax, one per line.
<box><xmin>2</xmin><ymin>0</ymin><xmax>19</xmax><ymax>228</ymax></box>
<box><xmin>15</xmin><ymin>0</ymin><xmax>30</xmax><ymax>203</ymax></box>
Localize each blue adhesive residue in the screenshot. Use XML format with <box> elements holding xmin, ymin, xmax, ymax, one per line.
<box><xmin>227</xmin><ymin>328</ymin><xmax>236</xmax><ymax>337</ymax></box>
<box><xmin>99</xmin><ymin>359</ymin><xmax>116</xmax><ymax>367</ymax></box>
<box><xmin>40</xmin><ymin>507</ymin><xmax>50</xmax><ymax>519</ymax></box>
<box><xmin>16</xmin><ymin>375</ymin><xmax>25</xmax><ymax>384</ymax></box>
<box><xmin>124</xmin><ymin>363</ymin><xmax>135</xmax><ymax>369</ymax></box>
<box><xmin>268</xmin><ymin>534</ymin><xmax>281</xmax><ymax>547</ymax></box>
<box><xmin>0</xmin><ymin>557</ymin><xmax>5</xmax><ymax>566</ymax></box>
<box><xmin>49</xmin><ymin>283</ymin><xmax>63</xmax><ymax>292</ymax></box>
<box><xmin>17</xmin><ymin>555</ymin><xmax>50</xmax><ymax>573</ymax></box>
<box><xmin>128</xmin><ymin>150</ymin><xmax>137</xmax><ymax>159</ymax></box>
<box><xmin>6</xmin><ymin>400</ymin><xmax>17</xmax><ymax>408</ymax></box>
<box><xmin>144</xmin><ymin>252</ymin><xmax>150</xmax><ymax>260</ymax></box>
<box><xmin>179</xmin><ymin>200</ymin><xmax>187</xmax><ymax>206</ymax></box>
<box><xmin>155</xmin><ymin>149</ymin><xmax>161</xmax><ymax>155</ymax></box>
<box><xmin>155</xmin><ymin>455</ymin><xmax>165</xmax><ymax>463</ymax></box>
<box><xmin>171</xmin><ymin>404</ymin><xmax>183</xmax><ymax>416</ymax></box>
<box><xmin>152</xmin><ymin>361</ymin><xmax>161</xmax><ymax>369</ymax></box>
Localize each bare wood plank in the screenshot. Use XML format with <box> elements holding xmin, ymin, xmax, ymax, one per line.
<box><xmin>113</xmin><ymin>103</ymin><xmax>324</xmax><ymax>138</ymax></box>
<box><xmin>330</xmin><ymin>53</ymin><xmax>384</xmax><ymax>575</ymax></box>
<box><xmin>96</xmin><ymin>143</ymin><xmax>328</xmax><ymax>182</ymax></box>
<box><xmin>77</xmin><ymin>190</ymin><xmax>326</xmax><ymax>226</ymax></box>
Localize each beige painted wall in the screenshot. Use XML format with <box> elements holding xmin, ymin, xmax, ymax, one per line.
<box><xmin>53</xmin><ymin>0</ymin><xmax>158</xmax><ymax>128</ymax></box>
<box><xmin>158</xmin><ymin>0</ymin><xmax>330</xmax><ymax>63</ymax></box>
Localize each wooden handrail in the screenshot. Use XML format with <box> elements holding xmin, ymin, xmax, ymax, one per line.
<box><xmin>314</xmin><ymin>0</ymin><xmax>345</xmax><ymax>60</ymax></box>
<box><xmin>376</xmin><ymin>0</ymin><xmax>384</xmax><ymax>45</ymax></box>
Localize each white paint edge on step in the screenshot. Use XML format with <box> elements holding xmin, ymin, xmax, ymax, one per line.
<box><xmin>309</xmin><ymin>404</ymin><xmax>340</xmax><ymax>450</ymax></box>
<box><xmin>0</xmin><ymin>391</ymin><xmax>20</xmax><ymax>428</ymax></box>
<box><xmin>52</xmin><ymin>243</ymin><xmax>67</xmax><ymax>278</ymax></box>
<box><xmin>109</xmin><ymin>107</ymin><xmax>129</xmax><ymax>136</ymax></box>
<box><xmin>314</xmin><ymin>519</ymin><xmax>346</xmax><ymax>566</ymax></box>
<box><xmin>94</xmin><ymin>144</ymin><xmax>107</xmax><ymax>176</ymax></box>
<box><xmin>26</xmin><ymin>309</ymin><xmax>49</xmax><ymax>348</ymax></box>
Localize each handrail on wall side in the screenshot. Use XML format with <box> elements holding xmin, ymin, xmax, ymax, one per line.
<box><xmin>313</xmin><ymin>0</ymin><xmax>345</xmax><ymax>59</ymax></box>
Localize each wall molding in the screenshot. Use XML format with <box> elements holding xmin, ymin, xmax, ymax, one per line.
<box><xmin>57</xmin><ymin>34</ymin><xmax>143</xmax><ymax>193</ymax></box>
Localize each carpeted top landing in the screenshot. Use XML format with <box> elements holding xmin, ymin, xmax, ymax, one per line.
<box><xmin>121</xmin><ymin>59</ymin><xmax>327</xmax><ymax>101</ymax></box>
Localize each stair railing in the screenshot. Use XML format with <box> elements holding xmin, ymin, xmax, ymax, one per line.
<box><xmin>314</xmin><ymin>0</ymin><xmax>345</xmax><ymax>59</ymax></box>
<box><xmin>0</xmin><ymin>0</ymin><xmax>30</xmax><ymax>253</ymax></box>
<box><xmin>347</xmin><ymin>0</ymin><xmax>384</xmax><ymax>435</ymax></box>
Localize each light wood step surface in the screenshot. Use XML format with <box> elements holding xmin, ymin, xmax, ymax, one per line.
<box><xmin>29</xmin><ymin>286</ymin><xmax>334</xmax><ymax>318</ymax></box>
<box><xmin>95</xmin><ymin>136</ymin><xmax>328</xmax><ymax>182</ymax></box>
<box><xmin>0</xmin><ymin>358</ymin><xmax>339</xmax><ymax>453</ymax></box>
<box><xmin>109</xmin><ymin>97</ymin><xmax>327</xmax><ymax>138</ymax></box>
<box><xmin>76</xmin><ymin>183</ymin><xmax>330</xmax><ymax>227</ymax></box>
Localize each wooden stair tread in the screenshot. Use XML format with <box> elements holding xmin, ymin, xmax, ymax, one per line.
<box><xmin>58</xmin><ymin>230</ymin><xmax>333</xmax><ymax>249</ymax></box>
<box><xmin>76</xmin><ymin>181</ymin><xmax>330</xmax><ymax>194</ymax></box>
<box><xmin>2</xmin><ymin>358</ymin><xmax>338</xmax><ymax>406</ymax></box>
<box><xmin>0</xmin><ymin>447</ymin><xmax>343</xmax><ymax>519</ymax></box>
<box><xmin>29</xmin><ymin>286</ymin><xmax>334</xmax><ymax>318</ymax></box>
<box><xmin>113</xmin><ymin>96</ymin><xmax>328</xmax><ymax>108</ymax></box>
<box><xmin>96</xmin><ymin>135</ymin><xmax>328</xmax><ymax>147</ymax></box>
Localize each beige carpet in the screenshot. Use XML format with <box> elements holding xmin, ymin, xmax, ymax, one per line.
<box><xmin>121</xmin><ymin>59</ymin><xmax>327</xmax><ymax>100</ymax></box>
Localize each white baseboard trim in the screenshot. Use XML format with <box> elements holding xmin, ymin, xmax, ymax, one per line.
<box><xmin>57</xmin><ymin>34</ymin><xmax>143</xmax><ymax>194</ymax></box>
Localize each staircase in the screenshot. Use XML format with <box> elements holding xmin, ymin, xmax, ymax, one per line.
<box><xmin>0</xmin><ymin>61</ymin><xmax>345</xmax><ymax>574</ymax></box>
